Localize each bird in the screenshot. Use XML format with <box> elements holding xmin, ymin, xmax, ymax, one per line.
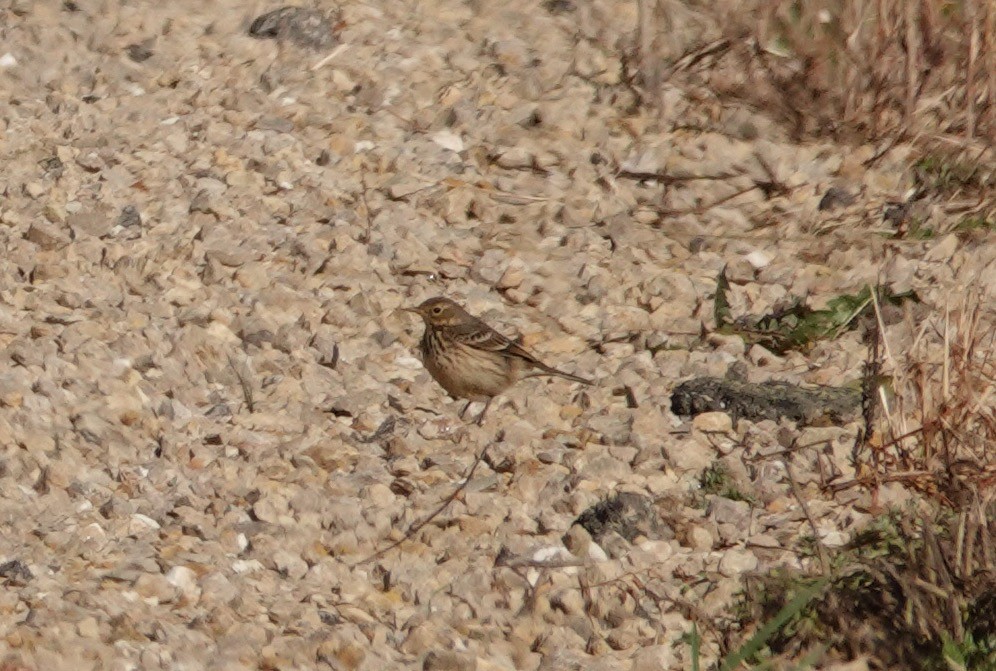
<box><xmin>404</xmin><ymin>296</ymin><xmax>592</xmax><ymax>424</ymax></box>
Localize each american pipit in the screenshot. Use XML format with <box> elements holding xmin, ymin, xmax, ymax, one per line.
<box><xmin>404</xmin><ymin>296</ymin><xmax>592</xmax><ymax>424</ymax></box>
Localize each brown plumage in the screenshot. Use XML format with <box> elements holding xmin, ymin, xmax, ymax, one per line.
<box><xmin>404</xmin><ymin>296</ymin><xmax>592</xmax><ymax>424</ymax></box>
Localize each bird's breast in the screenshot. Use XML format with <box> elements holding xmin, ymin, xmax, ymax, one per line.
<box><xmin>420</xmin><ymin>329</ymin><xmax>517</xmax><ymax>399</ymax></box>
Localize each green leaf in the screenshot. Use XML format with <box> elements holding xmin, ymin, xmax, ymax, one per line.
<box><xmin>714</xmin><ymin>284</ymin><xmax>918</xmax><ymax>354</ymax></box>
<box><xmin>714</xmin><ymin>266</ymin><xmax>732</xmax><ymax>328</ymax></box>
<box><xmin>942</xmin><ymin>634</ymin><xmax>967</xmax><ymax>671</ymax></box>
<box><xmin>690</xmin><ymin>621</ymin><xmax>701</xmax><ymax>671</ymax></box>
<box><xmin>720</xmin><ymin>577</ymin><xmax>828</xmax><ymax>671</ymax></box>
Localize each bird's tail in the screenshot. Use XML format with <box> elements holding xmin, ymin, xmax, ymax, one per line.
<box><xmin>527</xmin><ymin>362</ymin><xmax>593</xmax><ymax>385</ymax></box>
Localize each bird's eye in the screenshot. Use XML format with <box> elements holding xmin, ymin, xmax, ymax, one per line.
<box><xmin>431</xmin><ymin>306</ymin><xmax>443</xmax><ymax>314</ymax></box>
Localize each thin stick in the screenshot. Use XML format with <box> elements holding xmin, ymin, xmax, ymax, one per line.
<box><xmin>828</xmin><ymin>470</ymin><xmax>937</xmax><ymax>494</ymax></box>
<box><xmin>943</xmin><ymin>301</ymin><xmax>951</xmax><ymax>401</ymax></box>
<box><xmin>636</xmin><ymin>0</ymin><xmax>660</xmax><ymax>102</ymax></box>
<box><xmin>655</xmin><ymin>185</ymin><xmax>760</xmax><ymax>219</ymax></box>
<box><xmin>228</xmin><ymin>355</ymin><xmax>256</xmax><ymax>413</ymax></box>
<box><xmin>493</xmin><ymin>553</ymin><xmax>586</xmax><ymax>570</ymax></box>
<box><xmin>955</xmin><ymin>508</ymin><xmax>967</xmax><ymax>579</ymax></box>
<box><xmin>354</xmin><ymin>443</ymin><xmax>492</xmax><ymax>565</ymax></box>
<box><xmin>783</xmin><ymin>458</ymin><xmax>830</xmax><ymax>575</ymax></box>
<box><xmin>903</xmin><ymin>0</ymin><xmax>921</xmax><ymax>126</ymax></box>
<box><xmin>988</xmin><ymin>3</ymin><xmax>996</xmax><ymax>138</ymax></box>
<box><xmin>310</xmin><ymin>43</ymin><xmax>349</xmax><ymax>71</ymax></box>
<box><xmin>868</xmin><ymin>283</ymin><xmax>901</xmax><ymax>447</ymax></box>
<box><xmin>966</xmin><ymin>0</ymin><xmax>979</xmax><ymax>140</ymax></box>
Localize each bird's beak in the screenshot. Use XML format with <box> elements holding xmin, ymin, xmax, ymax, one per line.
<box><xmin>401</xmin><ymin>307</ymin><xmax>421</xmax><ymax>316</ymax></box>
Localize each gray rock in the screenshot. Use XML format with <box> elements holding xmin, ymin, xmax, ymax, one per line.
<box><xmin>572</xmin><ymin>492</ymin><xmax>673</xmax><ymax>544</ymax></box>
<box><xmin>248</xmin><ymin>6</ymin><xmax>341</xmax><ymax>50</ymax></box>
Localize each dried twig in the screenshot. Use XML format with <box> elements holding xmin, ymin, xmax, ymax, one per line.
<box><xmin>966</xmin><ymin>0</ymin><xmax>980</xmax><ymax>140</ymax></box>
<box><xmin>228</xmin><ymin>355</ymin><xmax>256</xmax><ymax>413</ymax></box>
<box><xmin>354</xmin><ymin>442</ymin><xmax>492</xmax><ymax>565</ymax></box>
<box><xmin>654</xmin><ymin>184</ymin><xmax>758</xmax><ymax>219</ymax></box>
<box><xmin>783</xmin><ymin>457</ymin><xmax>830</xmax><ymax>575</ymax></box>
<box><xmin>493</xmin><ymin>549</ymin><xmax>586</xmax><ymax>570</ymax></box>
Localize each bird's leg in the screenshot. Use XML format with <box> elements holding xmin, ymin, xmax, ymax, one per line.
<box><xmin>475</xmin><ymin>398</ymin><xmax>493</xmax><ymax>426</ymax></box>
<box><xmin>459</xmin><ymin>400</ymin><xmax>474</xmax><ymax>420</ymax></box>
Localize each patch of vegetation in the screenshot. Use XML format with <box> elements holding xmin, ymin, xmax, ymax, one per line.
<box><xmin>713</xmin><ymin>269</ymin><xmax>918</xmax><ymax>354</ymax></box>
<box><xmin>942</xmin><ymin>632</ymin><xmax>996</xmax><ymax>671</ymax></box>
<box><xmin>686</xmin><ymin>577</ymin><xmax>829</xmax><ymax>671</ymax></box>
<box><xmin>734</xmin><ymin>510</ymin><xmax>996</xmax><ymax>670</ymax></box>
<box><xmin>954</xmin><ymin>216</ymin><xmax>996</xmax><ymax>235</ymax></box>
<box><xmin>699</xmin><ymin>462</ymin><xmax>754</xmax><ymax>504</ymax></box>
<box><xmin>711</xmin><ymin>293</ymin><xmax>996</xmax><ymax>670</ymax></box>
<box><xmin>914</xmin><ymin>154</ymin><xmax>986</xmax><ymax>194</ymax></box>
<box><xmin>899</xmin><ymin>219</ymin><xmax>936</xmax><ymax>240</ymax></box>
<box><xmin>629</xmin><ymin>1</ymin><xmax>996</xmax><ymax>144</ymax></box>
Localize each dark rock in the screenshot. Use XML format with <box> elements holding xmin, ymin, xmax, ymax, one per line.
<box><xmin>572</xmin><ymin>492</ymin><xmax>672</xmax><ymax>543</ymax></box>
<box><xmin>117</xmin><ymin>205</ymin><xmax>143</xmax><ymax>228</ymax></box>
<box><xmin>818</xmin><ymin>186</ymin><xmax>856</xmax><ymax>211</ymax></box>
<box><xmin>125</xmin><ymin>40</ymin><xmax>154</xmax><ymax>63</ymax></box>
<box><xmin>671</xmin><ymin>376</ymin><xmax>861</xmax><ymax>426</ymax></box>
<box><xmin>248</xmin><ymin>6</ymin><xmax>340</xmax><ymax>50</ymax></box>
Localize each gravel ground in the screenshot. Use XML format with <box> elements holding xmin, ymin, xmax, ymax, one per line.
<box><xmin>0</xmin><ymin>1</ymin><xmax>992</xmax><ymax>669</ymax></box>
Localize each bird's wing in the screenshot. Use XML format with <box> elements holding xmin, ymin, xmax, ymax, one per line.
<box><xmin>449</xmin><ymin>319</ymin><xmax>542</xmax><ymax>364</ymax></box>
<box><xmin>451</xmin><ymin>319</ymin><xmax>593</xmax><ymax>384</ymax></box>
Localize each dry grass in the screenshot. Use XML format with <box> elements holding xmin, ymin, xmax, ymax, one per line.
<box><xmin>636</xmin><ymin>0</ymin><xmax>996</xmax><ymax>145</ymax></box>
<box><xmin>734</xmin><ymin>294</ymin><xmax>996</xmax><ymax>668</ymax></box>
<box><xmin>847</xmin><ymin>291</ymin><xmax>996</xmax><ymax>507</ymax></box>
<box><xmin>621</xmin><ymin>1</ymin><xmax>996</xmax><ymax>233</ymax></box>
<box><xmin>625</xmin><ymin>4</ymin><xmax>996</xmax><ymax>665</ymax></box>
<box><xmin>742</xmin><ymin>509</ymin><xmax>996</xmax><ymax>669</ymax></box>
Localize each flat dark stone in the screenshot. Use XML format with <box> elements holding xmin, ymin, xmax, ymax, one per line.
<box><xmin>248</xmin><ymin>6</ymin><xmax>339</xmax><ymax>50</ymax></box>
<box><xmin>818</xmin><ymin>186</ymin><xmax>856</xmax><ymax>211</ymax></box>
<box><xmin>117</xmin><ymin>205</ymin><xmax>143</xmax><ymax>228</ymax></box>
<box><xmin>573</xmin><ymin>492</ymin><xmax>672</xmax><ymax>543</ymax></box>
<box><xmin>125</xmin><ymin>41</ymin><xmax>154</xmax><ymax>63</ymax></box>
<box><xmin>671</xmin><ymin>376</ymin><xmax>861</xmax><ymax>426</ymax></box>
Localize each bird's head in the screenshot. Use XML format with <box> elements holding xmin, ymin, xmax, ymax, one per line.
<box><xmin>404</xmin><ymin>296</ymin><xmax>470</xmax><ymax>327</ymax></box>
